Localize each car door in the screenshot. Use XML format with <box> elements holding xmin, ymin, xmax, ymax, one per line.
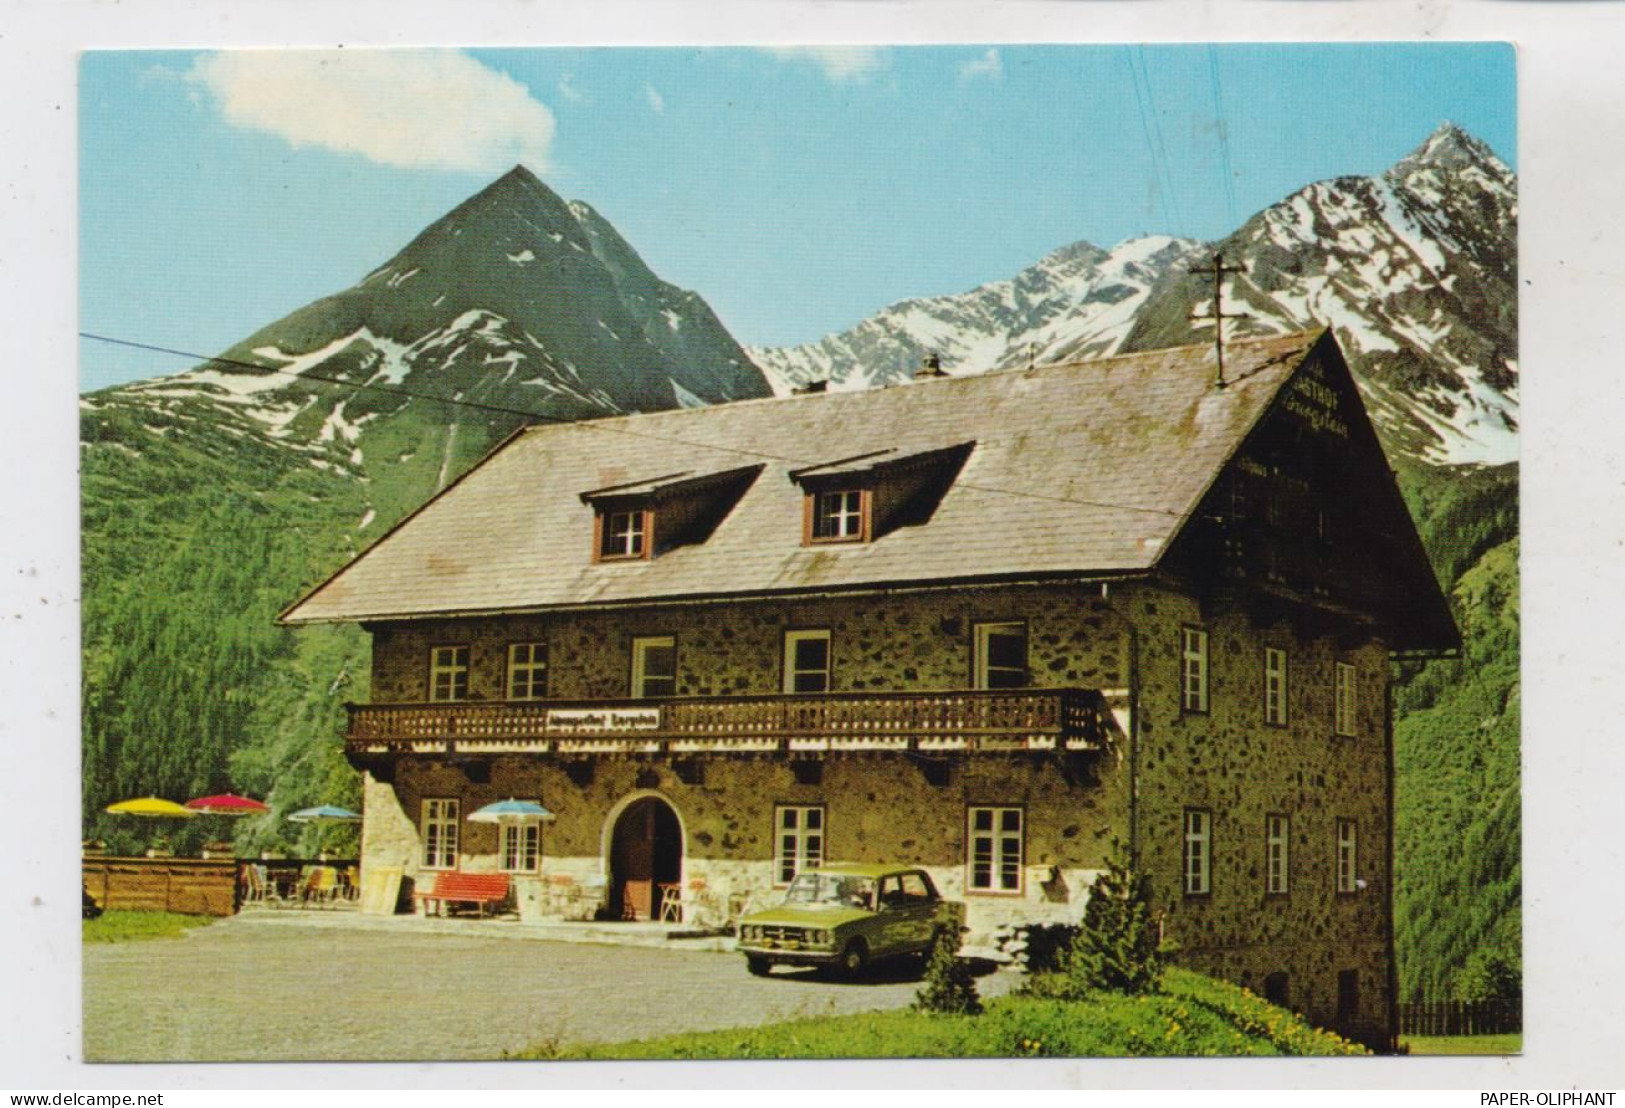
<box><xmin>896</xmin><ymin>870</ymin><xmax>939</xmax><ymax>951</ymax></box>
<box><xmin>875</xmin><ymin>874</ymin><xmax>913</xmax><ymax>956</ymax></box>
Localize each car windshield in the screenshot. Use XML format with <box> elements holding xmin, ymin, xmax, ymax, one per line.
<box><xmin>784</xmin><ymin>873</ymin><xmax>876</xmax><ymax>910</ymax></box>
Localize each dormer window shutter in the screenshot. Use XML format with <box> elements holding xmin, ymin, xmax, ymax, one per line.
<box><xmin>581</xmin><ymin>464</ymin><xmax>764</xmax><ymax>563</ymax></box>
<box><xmin>790</xmin><ymin>442</ymin><xmax>973</xmax><ymax>548</ymax></box>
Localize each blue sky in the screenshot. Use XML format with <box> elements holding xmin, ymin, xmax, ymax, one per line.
<box><xmin>79</xmin><ymin>43</ymin><xmax>1515</xmax><ymax>391</ymax></box>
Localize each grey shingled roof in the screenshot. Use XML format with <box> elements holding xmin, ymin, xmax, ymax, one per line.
<box><xmin>281</xmin><ymin>330</ymin><xmax>1326</xmax><ymax>623</ymax></box>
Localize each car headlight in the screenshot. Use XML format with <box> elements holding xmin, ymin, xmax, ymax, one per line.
<box><xmin>812</xmin><ymin>929</ymin><xmax>830</xmax><ymax>945</ymax></box>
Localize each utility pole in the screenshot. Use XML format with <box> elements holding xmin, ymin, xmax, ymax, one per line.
<box><xmin>1189</xmin><ymin>253</ymin><xmax>1248</xmax><ymax>387</ymax></box>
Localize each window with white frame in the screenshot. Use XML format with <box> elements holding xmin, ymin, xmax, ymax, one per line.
<box><xmin>811</xmin><ymin>489</ymin><xmax>866</xmax><ymax>541</ymax></box>
<box><xmin>1334</xmin><ymin>662</ymin><xmax>1357</xmax><ymax>737</ymax></box>
<box><xmin>421</xmin><ymin>798</ymin><xmax>459</xmax><ymax>870</ymax></box>
<box><xmin>600</xmin><ymin>508</ymin><xmax>649</xmax><ymax>560</ymax></box>
<box><xmin>783</xmin><ymin>630</ymin><xmax>832</xmax><ymax>694</ymax></box>
<box><xmin>1336</xmin><ymin>819</ymin><xmax>1358</xmax><ymax>893</ymax></box>
<box><xmin>967</xmin><ymin>806</ymin><xmax>1023</xmax><ymax>893</ymax></box>
<box><xmin>428</xmin><ymin>645</ymin><xmax>470</xmax><ymax>703</ymax></box>
<box><xmin>631</xmin><ymin>635</ymin><xmax>677</xmax><ymax>698</ymax></box>
<box><xmin>1264</xmin><ymin>647</ymin><xmax>1288</xmax><ymax>726</ymax></box>
<box><xmin>499</xmin><ymin>820</ymin><xmax>541</xmax><ymax>873</ymax></box>
<box><xmin>507</xmin><ymin>642</ymin><xmax>549</xmax><ymax>700</ymax></box>
<box><xmin>1183</xmin><ymin>808</ymin><xmax>1211</xmax><ymax>895</ymax></box>
<box><xmin>974</xmin><ymin>622</ymin><xmax>1028</xmax><ymax>689</ymax></box>
<box><xmin>1181</xmin><ymin>628</ymin><xmax>1209</xmax><ymax>713</ymax></box>
<box><xmin>773</xmin><ymin>805</ymin><xmax>825</xmax><ymax>884</ymax></box>
<box><xmin>1266</xmin><ymin>813</ymin><xmax>1290</xmax><ymax>895</ymax></box>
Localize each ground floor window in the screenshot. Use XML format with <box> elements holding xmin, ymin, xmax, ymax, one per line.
<box><xmin>421</xmin><ymin>798</ymin><xmax>459</xmax><ymax>869</ymax></box>
<box><xmin>499</xmin><ymin>819</ymin><xmax>541</xmax><ymax>873</ymax></box>
<box><xmin>1337</xmin><ymin>969</ymin><xmax>1360</xmax><ymax>1020</ymax></box>
<box><xmin>967</xmin><ymin>806</ymin><xmax>1023</xmax><ymax>893</ymax></box>
<box><xmin>1183</xmin><ymin>808</ymin><xmax>1211</xmax><ymax>895</ymax></box>
<box><xmin>1264</xmin><ymin>971</ymin><xmax>1290</xmax><ymax>1007</ymax></box>
<box><xmin>774</xmin><ymin>805</ymin><xmax>825</xmax><ymax>884</ymax></box>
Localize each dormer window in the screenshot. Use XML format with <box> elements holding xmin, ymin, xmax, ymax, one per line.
<box><xmin>599</xmin><ymin>508</ymin><xmax>650</xmax><ymax>561</ymax></box>
<box><xmin>810</xmin><ymin>489</ymin><xmax>869</xmax><ymax>543</ymax></box>
<box><xmin>581</xmin><ymin>464</ymin><xmax>764</xmax><ymax>564</ymax></box>
<box><xmin>790</xmin><ymin>442</ymin><xmax>975</xmax><ymax>548</ymax></box>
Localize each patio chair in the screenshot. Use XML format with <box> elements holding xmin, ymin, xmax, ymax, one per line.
<box><xmin>302</xmin><ymin>866</ymin><xmax>339</xmax><ymax>907</ymax></box>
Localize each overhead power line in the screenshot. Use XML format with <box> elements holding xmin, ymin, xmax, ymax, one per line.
<box><xmin>79</xmin><ymin>330</ymin><xmax>1189</xmax><ymax>520</ymax></box>
<box><xmin>1207</xmin><ymin>45</ymin><xmax>1241</xmax><ymax>230</ymax></box>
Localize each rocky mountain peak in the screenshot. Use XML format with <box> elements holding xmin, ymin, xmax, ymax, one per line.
<box><xmin>1390</xmin><ymin>122</ymin><xmax>1513</xmax><ymax>186</ymax></box>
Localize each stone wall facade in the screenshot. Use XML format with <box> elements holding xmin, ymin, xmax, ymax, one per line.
<box><xmin>356</xmin><ymin>578</ymin><xmax>1395</xmax><ymax>1047</ymax></box>
<box><xmin>1128</xmin><ymin>588</ymin><xmax>1395</xmax><ymax>1047</ymax></box>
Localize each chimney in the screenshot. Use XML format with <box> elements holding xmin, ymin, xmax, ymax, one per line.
<box><xmin>914</xmin><ymin>353</ymin><xmax>949</xmax><ymax>379</ymax></box>
<box><xmin>792</xmin><ymin>380</ymin><xmax>828</xmax><ymax>395</ymax></box>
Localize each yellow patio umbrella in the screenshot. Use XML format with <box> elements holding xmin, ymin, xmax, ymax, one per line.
<box><xmin>104</xmin><ymin>796</ymin><xmax>198</xmax><ymax>818</ymax></box>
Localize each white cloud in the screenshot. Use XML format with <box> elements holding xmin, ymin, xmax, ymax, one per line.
<box><xmin>960</xmin><ymin>48</ymin><xmax>1003</xmax><ymax>83</ymax></box>
<box><xmin>645</xmin><ymin>83</ymin><xmax>666</xmax><ymax>114</ymax></box>
<box><xmin>765</xmin><ymin>46</ymin><xmax>889</xmax><ymax>84</ymax></box>
<box><xmin>186</xmin><ymin>50</ymin><xmax>555</xmax><ymax>173</ymax></box>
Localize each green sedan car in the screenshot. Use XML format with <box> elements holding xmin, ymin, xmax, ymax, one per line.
<box><xmin>737</xmin><ymin>863</ymin><xmax>966</xmax><ymax>977</ymax></box>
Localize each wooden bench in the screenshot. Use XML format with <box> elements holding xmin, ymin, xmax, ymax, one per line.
<box><xmin>413</xmin><ymin>871</ymin><xmax>511</xmax><ymax>917</ymax></box>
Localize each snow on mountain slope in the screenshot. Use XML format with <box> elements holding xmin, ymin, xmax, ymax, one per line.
<box><xmin>749</xmin><ymin>235</ymin><xmax>1203</xmax><ymax>394</ymax></box>
<box><xmin>754</xmin><ymin>124</ymin><xmax>1517</xmax><ymax>467</ymax></box>
<box><xmin>83</xmin><ymin>167</ymin><xmax>774</xmax><ymax>484</ymax></box>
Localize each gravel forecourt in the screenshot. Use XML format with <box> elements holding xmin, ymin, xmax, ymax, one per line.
<box><xmin>83</xmin><ymin>913</ymin><xmax>1018</xmax><ymax>1061</ymax></box>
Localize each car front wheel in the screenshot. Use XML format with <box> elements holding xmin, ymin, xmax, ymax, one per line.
<box><xmin>745</xmin><ymin>954</ymin><xmax>772</xmax><ymax>977</ymax></box>
<box><xmin>837</xmin><ymin>939</ymin><xmax>869</xmax><ymax>978</ymax></box>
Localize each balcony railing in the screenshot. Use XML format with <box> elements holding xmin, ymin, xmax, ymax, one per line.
<box><xmin>346</xmin><ymin>688</ymin><xmax>1109</xmax><ymax>757</ymax></box>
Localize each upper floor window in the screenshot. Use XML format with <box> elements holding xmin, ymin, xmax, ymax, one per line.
<box><xmin>809</xmin><ymin>489</ymin><xmax>868</xmax><ymax>543</ymax></box>
<box><xmin>598</xmin><ymin>508</ymin><xmax>650</xmax><ymax>561</ymax></box>
<box><xmin>1336</xmin><ymin>818</ymin><xmax>1358</xmax><ymax>894</ymax></box>
<box><xmin>1334</xmin><ymin>661</ymin><xmax>1357</xmax><ymax>737</ymax></box>
<box><xmin>1266</xmin><ymin>813</ymin><xmax>1290</xmax><ymax>896</ymax></box>
<box><xmin>1264</xmin><ymin>647</ymin><xmax>1288</xmax><ymax>726</ymax></box>
<box><xmin>974</xmin><ymin>622</ymin><xmax>1028</xmax><ymax>689</ymax></box>
<box><xmin>774</xmin><ymin>805</ymin><xmax>825</xmax><ymax>885</ymax></box>
<box><xmin>967</xmin><ymin>806</ymin><xmax>1023</xmax><ymax>894</ymax></box>
<box><xmin>507</xmin><ymin>642</ymin><xmax>549</xmax><ymax>700</ymax></box>
<box><xmin>783</xmin><ymin>630</ymin><xmax>832</xmax><ymax>694</ymax></box>
<box><xmin>421</xmin><ymin>798</ymin><xmax>459</xmax><ymax>870</ymax></box>
<box><xmin>1183</xmin><ymin>808</ymin><xmax>1212</xmax><ymax>895</ymax></box>
<box><xmin>631</xmin><ymin>635</ymin><xmax>677</xmax><ymax>699</ymax></box>
<box><xmin>1181</xmin><ymin>627</ymin><xmax>1209</xmax><ymax>713</ymax></box>
<box><xmin>428</xmin><ymin>645</ymin><xmax>469</xmax><ymax>703</ymax></box>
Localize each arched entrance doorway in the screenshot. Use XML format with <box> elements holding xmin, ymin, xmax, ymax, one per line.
<box><xmin>608</xmin><ymin>796</ymin><xmax>682</xmax><ymax>920</ymax></box>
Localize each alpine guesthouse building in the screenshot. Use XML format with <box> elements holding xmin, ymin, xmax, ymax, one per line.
<box><xmin>281</xmin><ymin>328</ymin><xmax>1457</xmax><ymax>1048</ymax></box>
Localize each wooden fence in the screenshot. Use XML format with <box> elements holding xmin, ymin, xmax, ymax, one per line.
<box><xmin>83</xmin><ymin>855</ymin><xmax>239</xmax><ymax>917</ymax></box>
<box><xmin>1399</xmin><ymin>998</ymin><xmax>1521</xmax><ymax>1037</ymax></box>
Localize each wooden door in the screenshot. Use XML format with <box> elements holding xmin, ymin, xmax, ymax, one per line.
<box><xmin>610</xmin><ymin>797</ymin><xmax>680</xmax><ymax>921</ymax></box>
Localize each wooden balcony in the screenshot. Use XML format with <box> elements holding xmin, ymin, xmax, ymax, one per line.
<box><xmin>346</xmin><ymin>688</ymin><xmax>1110</xmax><ymax>757</ymax></box>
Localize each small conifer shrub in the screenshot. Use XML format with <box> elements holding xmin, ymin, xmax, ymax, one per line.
<box><xmin>1061</xmin><ymin>849</ymin><xmax>1163</xmax><ymax>996</ymax></box>
<box><xmin>914</xmin><ymin>928</ymin><xmax>983</xmax><ymax>1015</ymax></box>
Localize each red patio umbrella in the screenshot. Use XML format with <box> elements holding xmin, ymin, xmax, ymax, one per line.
<box><xmin>185</xmin><ymin>792</ymin><xmax>269</xmax><ymax>816</ymax></box>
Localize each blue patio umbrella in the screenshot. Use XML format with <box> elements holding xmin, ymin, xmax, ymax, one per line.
<box><xmin>468</xmin><ymin>799</ymin><xmax>556</xmax><ymax>824</ymax></box>
<box><xmin>287</xmin><ymin>804</ymin><xmax>362</xmax><ymax>824</ymax></box>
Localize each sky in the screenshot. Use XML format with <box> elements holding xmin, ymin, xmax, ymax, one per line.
<box><xmin>79</xmin><ymin>43</ymin><xmax>1515</xmax><ymax>392</ymax></box>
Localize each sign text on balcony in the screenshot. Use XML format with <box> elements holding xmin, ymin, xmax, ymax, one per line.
<box><xmin>544</xmin><ymin>707</ymin><xmax>661</xmax><ymax>733</ymax></box>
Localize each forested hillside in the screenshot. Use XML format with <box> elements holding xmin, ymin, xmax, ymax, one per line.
<box><xmin>1392</xmin><ymin>462</ymin><xmax>1520</xmax><ymax>1001</ymax></box>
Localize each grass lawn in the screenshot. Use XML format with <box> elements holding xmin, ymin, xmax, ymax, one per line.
<box><xmin>82</xmin><ymin>910</ymin><xmax>216</xmax><ymax>944</ymax></box>
<box><xmin>517</xmin><ymin>967</ymin><xmax>1369</xmax><ymax>1060</ymax></box>
<box><xmin>1403</xmin><ymin>1033</ymin><xmax>1522</xmax><ymax>1055</ymax></box>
